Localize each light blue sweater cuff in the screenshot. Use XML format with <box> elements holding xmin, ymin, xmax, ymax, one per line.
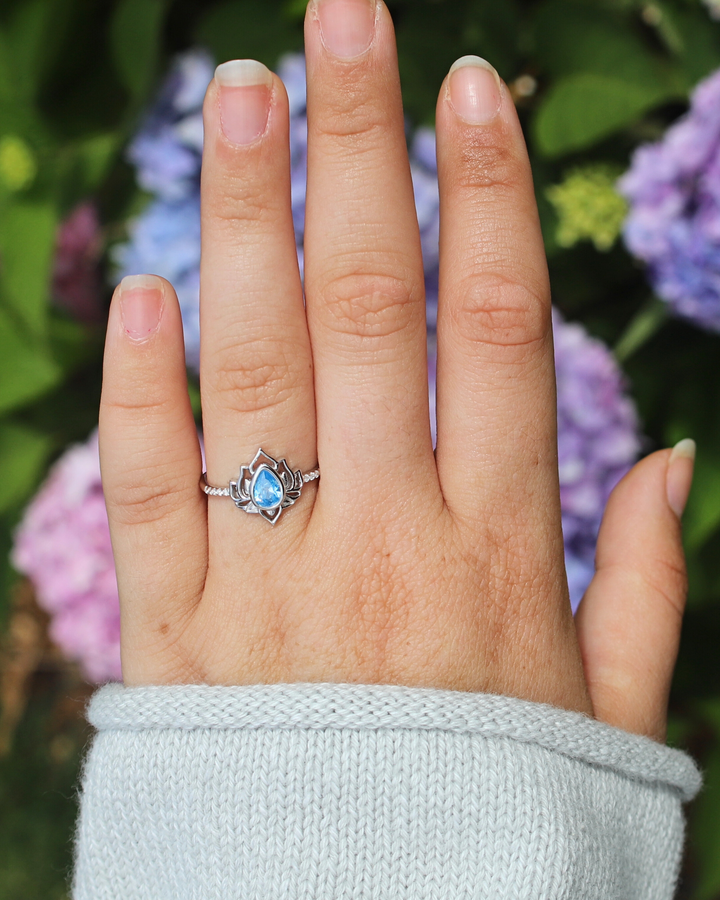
<box><xmin>73</xmin><ymin>683</ymin><xmax>701</xmax><ymax>900</ymax></box>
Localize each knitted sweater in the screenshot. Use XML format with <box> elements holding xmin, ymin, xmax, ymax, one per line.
<box><xmin>73</xmin><ymin>682</ymin><xmax>701</xmax><ymax>899</ymax></box>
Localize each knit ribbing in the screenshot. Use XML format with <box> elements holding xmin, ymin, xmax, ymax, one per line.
<box><xmin>74</xmin><ymin>684</ymin><xmax>701</xmax><ymax>900</ymax></box>
<box><xmin>88</xmin><ymin>682</ymin><xmax>701</xmax><ymax>800</ymax></box>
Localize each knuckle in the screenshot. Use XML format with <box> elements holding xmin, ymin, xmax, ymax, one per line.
<box><xmin>108</xmin><ymin>467</ymin><xmax>191</xmax><ymax>527</ymax></box>
<box><xmin>317</xmin><ymin>114</ymin><xmax>384</xmax><ymax>148</ymax></box>
<box><xmin>456</xmin><ymin>133</ymin><xmax>527</xmax><ymax>195</ymax></box>
<box><xmin>318</xmin><ymin>270</ymin><xmax>422</xmax><ymax>341</ymax></box>
<box><xmin>313</xmin><ymin>79</ymin><xmax>388</xmax><ymax>145</ymax></box>
<box><xmin>102</xmin><ymin>391</ymin><xmax>177</xmax><ymax>426</ymax></box>
<box><xmin>209</xmin><ymin>174</ymin><xmax>280</xmax><ymax>228</ymax></box>
<box><xmin>647</xmin><ymin>556</ymin><xmax>688</xmax><ymax>617</ymax></box>
<box><xmin>102</xmin><ymin>394</ymin><xmax>175</xmax><ymax>424</ymax></box>
<box><xmin>451</xmin><ymin>271</ymin><xmax>550</xmax><ymax>351</ymax></box>
<box><xmin>209</xmin><ymin>338</ymin><xmax>303</xmax><ymax>414</ymax></box>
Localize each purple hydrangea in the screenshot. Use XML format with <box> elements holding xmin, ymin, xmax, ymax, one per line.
<box><xmin>410</xmin><ymin>126</ymin><xmax>440</xmax><ymax>326</ymax></box>
<box><xmin>11</xmin><ymin>432</ymin><xmax>121</xmax><ymax>683</ymax></box>
<box><xmin>553</xmin><ymin>309</ymin><xmax>642</xmax><ymax>608</ymax></box>
<box><xmin>114</xmin><ymin>194</ymin><xmax>202</xmax><ymax>369</ymax></box>
<box><xmin>126</xmin><ymin>48</ymin><xmax>211</xmax><ymax>201</ymax></box>
<box><xmin>114</xmin><ymin>50</ymin><xmax>211</xmax><ymax>366</ymax></box>
<box><xmin>619</xmin><ymin>68</ymin><xmax>720</xmax><ymax>332</ymax></box>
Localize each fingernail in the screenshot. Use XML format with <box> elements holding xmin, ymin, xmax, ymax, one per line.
<box><xmin>119</xmin><ymin>274</ymin><xmax>164</xmax><ymax>342</ymax></box>
<box><xmin>316</xmin><ymin>0</ymin><xmax>376</xmax><ymax>59</ymax></box>
<box><xmin>448</xmin><ymin>56</ymin><xmax>502</xmax><ymax>125</ymax></box>
<box><xmin>214</xmin><ymin>60</ymin><xmax>272</xmax><ymax>145</ymax></box>
<box><xmin>667</xmin><ymin>438</ymin><xmax>696</xmax><ymax>519</ymax></box>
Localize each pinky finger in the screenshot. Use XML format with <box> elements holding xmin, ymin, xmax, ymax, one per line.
<box><xmin>575</xmin><ymin>442</ymin><xmax>696</xmax><ymax>741</ymax></box>
<box><xmin>99</xmin><ymin>274</ymin><xmax>207</xmax><ymax>684</ymax></box>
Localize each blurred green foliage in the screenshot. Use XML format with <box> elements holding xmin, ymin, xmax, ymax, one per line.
<box><xmin>0</xmin><ymin>0</ymin><xmax>719</xmax><ymax>896</ymax></box>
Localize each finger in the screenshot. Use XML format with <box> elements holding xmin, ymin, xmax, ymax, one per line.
<box><xmin>575</xmin><ymin>443</ymin><xmax>695</xmax><ymax>741</ymax></box>
<box><xmin>303</xmin><ymin>0</ymin><xmax>436</xmax><ymax>501</ymax></box>
<box><xmin>99</xmin><ymin>275</ymin><xmax>207</xmax><ymax>683</ymax></box>
<box><xmin>434</xmin><ymin>57</ymin><xmax>559</xmax><ymax>533</ymax></box>
<box><xmin>200</xmin><ymin>61</ymin><xmax>316</xmax><ymax>533</ymax></box>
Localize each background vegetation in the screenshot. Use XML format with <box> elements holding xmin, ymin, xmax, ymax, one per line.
<box><xmin>1</xmin><ymin>0</ymin><xmax>719</xmax><ymax>896</ymax></box>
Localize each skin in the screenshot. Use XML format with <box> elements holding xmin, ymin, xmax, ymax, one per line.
<box><xmin>99</xmin><ymin>0</ymin><xmax>691</xmax><ymax>741</ymax></box>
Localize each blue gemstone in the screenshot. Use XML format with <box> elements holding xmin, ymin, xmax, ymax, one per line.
<box><xmin>252</xmin><ymin>468</ymin><xmax>284</xmax><ymax>510</ymax></box>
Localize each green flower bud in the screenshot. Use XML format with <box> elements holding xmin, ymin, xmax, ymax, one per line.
<box><xmin>0</xmin><ymin>135</ymin><xmax>37</xmax><ymax>192</ymax></box>
<box><xmin>546</xmin><ymin>165</ymin><xmax>628</xmax><ymax>252</ymax></box>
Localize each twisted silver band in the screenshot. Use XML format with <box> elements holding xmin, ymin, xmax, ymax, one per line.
<box><xmin>202</xmin><ymin>470</ymin><xmax>320</xmax><ymax>496</ymax></box>
<box><xmin>201</xmin><ymin>448</ymin><xmax>319</xmax><ymax>526</ymax></box>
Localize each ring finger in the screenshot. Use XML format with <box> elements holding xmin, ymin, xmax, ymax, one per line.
<box><xmin>200</xmin><ymin>61</ymin><xmax>316</xmax><ymax>543</ymax></box>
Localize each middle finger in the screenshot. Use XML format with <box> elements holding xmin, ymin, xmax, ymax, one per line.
<box><xmin>304</xmin><ymin>0</ymin><xmax>438</xmax><ymax>505</ymax></box>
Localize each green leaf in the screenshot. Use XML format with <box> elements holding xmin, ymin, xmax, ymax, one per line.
<box><xmin>0</xmin><ymin>306</ymin><xmax>61</xmax><ymax>415</ymax></box>
<box><xmin>75</xmin><ymin>131</ymin><xmax>119</xmax><ymax>191</ymax></box>
<box><xmin>110</xmin><ymin>0</ymin><xmax>168</xmax><ymax>101</ymax></box>
<box><xmin>49</xmin><ymin>313</ymin><xmax>96</xmax><ymax>375</ymax></box>
<box><xmin>533</xmin><ymin>73</ymin><xmax>676</xmax><ymax>157</ymax></box>
<box><xmin>57</xmin><ymin>131</ymin><xmax>120</xmax><ymax>203</ymax></box>
<box><xmin>656</xmin><ymin>4</ymin><xmax>720</xmax><ymax>85</ymax></box>
<box><xmin>283</xmin><ymin>0</ymin><xmax>308</xmax><ymax>21</ymax></box>
<box><xmin>463</xmin><ymin>0</ymin><xmax>521</xmax><ymax>82</ymax></box>
<box><xmin>684</xmin><ymin>453</ymin><xmax>720</xmax><ymax>551</ymax></box>
<box><xmin>395</xmin><ymin>2</ymin><xmax>467</xmax><ymax>125</ymax></box>
<box><xmin>531</xmin><ymin>0</ymin><xmax>677</xmax><ymax>86</ymax></box>
<box><xmin>614</xmin><ymin>297</ymin><xmax>669</xmax><ymax>362</ymax></box>
<box><xmin>0</xmin><ymin>0</ymin><xmax>47</xmax><ymax>102</ymax></box>
<box><xmin>0</xmin><ymin>199</ymin><xmax>57</xmax><ymax>337</ymax></box>
<box><xmin>188</xmin><ymin>378</ymin><xmax>201</xmax><ymax>419</ymax></box>
<box><xmin>195</xmin><ymin>0</ymin><xmax>301</xmax><ymax>70</ymax></box>
<box><xmin>0</xmin><ymin>421</ymin><xmax>50</xmax><ymax>513</ymax></box>
<box><xmin>0</xmin><ymin>24</ymin><xmax>14</xmax><ymax>104</ymax></box>
<box><xmin>0</xmin><ymin>0</ymin><xmax>76</xmax><ymax>104</ymax></box>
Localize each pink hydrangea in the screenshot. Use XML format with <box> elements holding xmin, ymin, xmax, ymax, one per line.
<box><xmin>11</xmin><ymin>431</ymin><xmax>121</xmax><ymax>683</ymax></box>
<box><xmin>52</xmin><ymin>202</ymin><xmax>103</xmax><ymax>325</ymax></box>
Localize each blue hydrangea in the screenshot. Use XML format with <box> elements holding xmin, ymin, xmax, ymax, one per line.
<box><xmin>114</xmin><ymin>195</ymin><xmax>201</xmax><ymax>369</ymax></box>
<box><xmin>117</xmin><ymin>50</ymin><xmax>643</xmax><ymax>611</ymax></box>
<box><xmin>126</xmin><ymin>48</ymin><xmax>210</xmax><ymax>201</ymax></box>
<box><xmin>619</xmin><ymin>68</ymin><xmax>720</xmax><ymax>333</ymax></box>
<box><xmin>553</xmin><ymin>309</ymin><xmax>642</xmax><ymax>607</ymax></box>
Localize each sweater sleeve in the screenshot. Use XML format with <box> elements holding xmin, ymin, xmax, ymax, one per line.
<box><xmin>72</xmin><ymin>682</ymin><xmax>701</xmax><ymax>900</ymax></box>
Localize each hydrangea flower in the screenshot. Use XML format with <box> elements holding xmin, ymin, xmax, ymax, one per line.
<box><xmin>11</xmin><ymin>432</ymin><xmax>121</xmax><ymax>683</ymax></box>
<box><xmin>114</xmin><ymin>194</ymin><xmax>202</xmax><ymax>368</ymax></box>
<box><xmin>619</xmin><ymin>68</ymin><xmax>720</xmax><ymax>333</ymax></box>
<box><xmin>126</xmin><ymin>48</ymin><xmax>211</xmax><ymax>202</ymax></box>
<box><xmin>546</xmin><ymin>165</ymin><xmax>628</xmax><ymax>252</ymax></box>
<box><xmin>553</xmin><ymin>309</ymin><xmax>642</xmax><ymax>607</ymax></box>
<box><xmin>52</xmin><ymin>202</ymin><xmax>103</xmax><ymax>325</ymax></box>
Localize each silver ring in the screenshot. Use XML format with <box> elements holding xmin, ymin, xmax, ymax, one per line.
<box><xmin>201</xmin><ymin>448</ymin><xmax>319</xmax><ymax>526</ymax></box>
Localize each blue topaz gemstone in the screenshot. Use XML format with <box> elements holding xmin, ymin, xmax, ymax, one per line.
<box><xmin>251</xmin><ymin>467</ymin><xmax>284</xmax><ymax>510</ymax></box>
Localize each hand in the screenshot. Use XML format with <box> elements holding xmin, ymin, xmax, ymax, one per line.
<box><xmin>99</xmin><ymin>0</ymin><xmax>694</xmax><ymax>741</ymax></box>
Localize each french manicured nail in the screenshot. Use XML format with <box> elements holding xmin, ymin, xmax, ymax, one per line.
<box><xmin>448</xmin><ymin>56</ymin><xmax>502</xmax><ymax>125</ymax></box>
<box><xmin>119</xmin><ymin>274</ymin><xmax>164</xmax><ymax>341</ymax></box>
<box><xmin>214</xmin><ymin>59</ymin><xmax>272</xmax><ymax>145</ymax></box>
<box><xmin>667</xmin><ymin>438</ymin><xmax>696</xmax><ymax>519</ymax></box>
<box><xmin>316</xmin><ymin>0</ymin><xmax>376</xmax><ymax>59</ymax></box>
